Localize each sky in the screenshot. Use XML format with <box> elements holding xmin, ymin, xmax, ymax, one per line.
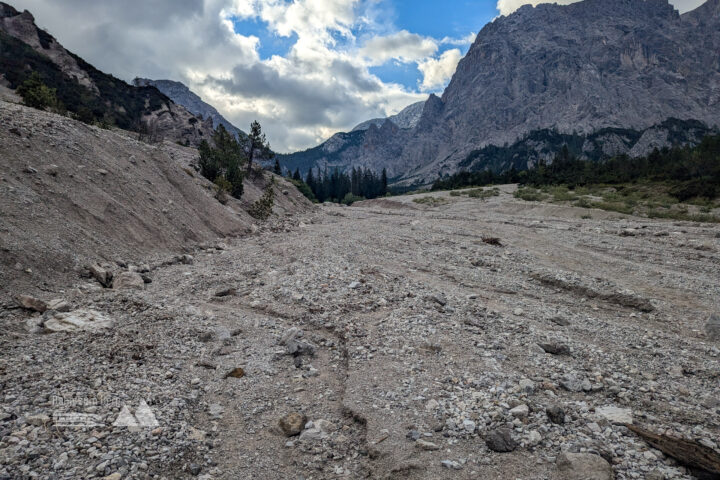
<box><xmin>13</xmin><ymin>0</ymin><xmax>708</xmax><ymax>152</ymax></box>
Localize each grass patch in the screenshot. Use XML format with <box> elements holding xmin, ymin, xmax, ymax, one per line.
<box><xmin>413</xmin><ymin>196</ymin><xmax>449</xmax><ymax>207</ymax></box>
<box><xmin>514</xmin><ymin>187</ymin><xmax>548</xmax><ymax>202</ymax></box>
<box><xmin>514</xmin><ymin>182</ymin><xmax>720</xmax><ymax>222</ymax></box>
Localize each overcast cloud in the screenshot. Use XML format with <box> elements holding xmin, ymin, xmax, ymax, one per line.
<box><xmin>10</xmin><ymin>0</ymin><xmax>709</xmax><ymax>151</ymax></box>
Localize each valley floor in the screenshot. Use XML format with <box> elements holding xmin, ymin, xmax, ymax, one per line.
<box><xmin>2</xmin><ymin>187</ymin><xmax>719</xmax><ymax>479</ymax></box>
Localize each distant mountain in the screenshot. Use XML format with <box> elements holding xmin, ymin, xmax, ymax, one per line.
<box><xmin>351</xmin><ymin>101</ymin><xmax>425</xmax><ymax>132</ymax></box>
<box><xmin>283</xmin><ymin>0</ymin><xmax>720</xmax><ymax>186</ymax></box>
<box><xmin>278</xmin><ymin>100</ymin><xmax>425</xmax><ymax>178</ymax></box>
<box><xmin>133</xmin><ymin>78</ymin><xmax>246</xmax><ymax>139</ymax></box>
<box><xmin>0</xmin><ymin>2</ymin><xmax>214</xmax><ymax>145</ymax></box>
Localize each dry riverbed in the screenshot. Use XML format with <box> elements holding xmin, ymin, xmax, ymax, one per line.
<box><xmin>1</xmin><ymin>187</ymin><xmax>719</xmax><ymax>479</ymax></box>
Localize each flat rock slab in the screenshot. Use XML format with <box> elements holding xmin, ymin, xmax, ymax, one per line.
<box><xmin>44</xmin><ymin>310</ymin><xmax>113</xmax><ymax>333</ymax></box>
<box><xmin>556</xmin><ymin>452</ymin><xmax>613</xmax><ymax>480</ymax></box>
<box><xmin>596</xmin><ymin>406</ymin><xmax>633</xmax><ymax>425</ymax></box>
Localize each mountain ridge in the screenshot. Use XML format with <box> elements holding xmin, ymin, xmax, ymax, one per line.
<box><xmin>282</xmin><ymin>0</ymin><xmax>720</xmax><ymax>186</ymax></box>
<box><xmin>0</xmin><ymin>2</ymin><xmax>215</xmax><ymax>145</ymax></box>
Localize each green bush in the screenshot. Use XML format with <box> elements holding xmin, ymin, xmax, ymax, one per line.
<box><xmin>341</xmin><ymin>193</ymin><xmax>365</xmax><ymax>205</ymax></box>
<box><xmin>249</xmin><ymin>179</ymin><xmax>276</xmax><ymax>220</ymax></box>
<box><xmin>289</xmin><ymin>178</ymin><xmax>317</xmax><ymax>203</ymax></box>
<box><xmin>17</xmin><ymin>72</ymin><xmax>62</xmax><ymax>111</ymax></box>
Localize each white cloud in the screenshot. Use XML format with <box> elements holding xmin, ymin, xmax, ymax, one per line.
<box><xmin>496</xmin><ymin>0</ymin><xmax>708</xmax><ymax>16</ymax></box>
<box><xmin>360</xmin><ymin>30</ymin><xmax>438</xmax><ymax>65</ymax></box>
<box><xmin>418</xmin><ymin>48</ymin><xmax>462</xmax><ymax>91</ymax></box>
<box><xmin>440</xmin><ymin>32</ymin><xmax>477</xmax><ymax>46</ymax></box>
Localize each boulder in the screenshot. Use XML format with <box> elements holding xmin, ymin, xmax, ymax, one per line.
<box><xmin>89</xmin><ymin>264</ymin><xmax>113</xmax><ymax>287</ymax></box>
<box><xmin>44</xmin><ymin>310</ymin><xmax>113</xmax><ymax>333</ymax></box>
<box><xmin>113</xmin><ymin>272</ymin><xmax>145</xmax><ymax>290</ymax></box>
<box><xmin>279</xmin><ymin>412</ymin><xmax>306</xmax><ymax>437</ymax></box>
<box><xmin>485</xmin><ymin>428</ymin><xmax>517</xmax><ymax>452</ymax></box>
<box><xmin>16</xmin><ymin>295</ymin><xmax>48</xmax><ymax>312</ymax></box>
<box><xmin>556</xmin><ymin>452</ymin><xmax>613</xmax><ymax>480</ymax></box>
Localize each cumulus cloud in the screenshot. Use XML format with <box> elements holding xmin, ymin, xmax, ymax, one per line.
<box><xmin>496</xmin><ymin>0</ymin><xmax>707</xmax><ymax>16</ymax></box>
<box><xmin>418</xmin><ymin>49</ymin><xmax>463</xmax><ymax>91</ymax></box>
<box><xmin>17</xmin><ymin>0</ymin><xmax>465</xmax><ymax>151</ymax></box>
<box><xmin>360</xmin><ymin>30</ymin><xmax>438</xmax><ymax>65</ymax></box>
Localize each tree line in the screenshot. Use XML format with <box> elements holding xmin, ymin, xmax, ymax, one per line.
<box><xmin>433</xmin><ymin>135</ymin><xmax>720</xmax><ymax>201</ymax></box>
<box><xmin>283</xmin><ymin>166</ymin><xmax>389</xmax><ymax>204</ymax></box>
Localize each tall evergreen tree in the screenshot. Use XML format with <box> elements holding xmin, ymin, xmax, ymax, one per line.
<box><xmin>273</xmin><ymin>158</ymin><xmax>282</xmax><ymax>175</ymax></box>
<box><xmin>244</xmin><ymin>120</ymin><xmax>272</xmax><ymax>174</ymax></box>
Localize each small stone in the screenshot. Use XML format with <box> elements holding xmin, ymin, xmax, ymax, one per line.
<box><xmin>441</xmin><ymin>460</ymin><xmax>463</xmax><ymax>470</ymax></box>
<box><xmin>113</xmin><ymin>272</ymin><xmax>145</xmax><ymax>290</ymax></box>
<box><xmin>547</xmin><ymin>405</ymin><xmax>566</xmax><ymax>424</ymax></box>
<box><xmin>208</xmin><ymin>403</ymin><xmax>224</xmax><ymax>417</ymax></box>
<box><xmin>214</xmin><ymin>287</ymin><xmax>237</xmax><ymax>297</ymax></box>
<box><xmin>509</xmin><ymin>404</ymin><xmax>529</xmax><ymax>419</ymax></box>
<box><xmin>425</xmin><ymin>399</ymin><xmax>439</xmax><ymax>411</ymax></box>
<box><xmin>349</xmin><ymin>281</ymin><xmax>360</xmax><ymax>289</ymax></box>
<box><xmin>416</xmin><ymin>439</ymin><xmax>440</xmax><ymax>451</ymax></box>
<box><xmin>518</xmin><ymin>379</ymin><xmax>535</xmax><ymax>393</ymax></box>
<box><xmin>560</xmin><ymin>375</ymin><xmax>590</xmax><ymax>392</ymax></box>
<box><xmin>550</xmin><ymin>316</ymin><xmax>572</xmax><ymax>326</ymax></box>
<box><xmin>97</xmin><ymin>169</ymin><xmax>109</xmax><ymax>175</ymax></box>
<box><xmin>225</xmin><ymin>367</ymin><xmax>245</xmax><ymax>379</ymax></box>
<box><xmin>279</xmin><ymin>412</ymin><xmax>306</xmax><ymax>437</ymax></box>
<box><xmin>44</xmin><ymin>164</ymin><xmax>59</xmax><ymax>176</ymax></box>
<box><xmin>513</xmin><ymin>308</ymin><xmax>524</xmax><ymax>316</ymax></box>
<box><xmin>485</xmin><ymin>428</ymin><xmax>517</xmax><ymax>452</ymax></box>
<box><xmin>526</xmin><ymin>430</ymin><xmax>542</xmax><ymax>447</ymax></box>
<box><xmin>538</xmin><ymin>341</ymin><xmax>571</xmax><ymax>355</ymax></box>
<box><xmin>406</xmin><ymin>430</ymin><xmax>421</xmax><ymax>441</ymax></box>
<box><xmin>16</xmin><ymin>295</ymin><xmax>48</xmax><ymax>312</ymax></box>
<box><xmin>462</xmin><ymin>419</ymin><xmax>477</xmax><ymax>433</ymax></box>
<box><xmin>103</xmin><ymin>474</ymin><xmax>122</xmax><ymax>480</ymax></box>
<box><xmin>189</xmin><ymin>464</ymin><xmax>202</xmax><ymax>476</ymax></box>
<box><xmin>26</xmin><ymin>414</ymin><xmax>51</xmax><ymax>426</ymax></box>
<box><xmin>89</xmin><ymin>264</ymin><xmax>113</xmax><ymax>287</ymax></box>
<box><xmin>47</xmin><ymin>299</ymin><xmax>71</xmax><ymax>312</ymax></box>
<box><xmin>556</xmin><ymin>452</ymin><xmax>613</xmax><ymax>480</ymax></box>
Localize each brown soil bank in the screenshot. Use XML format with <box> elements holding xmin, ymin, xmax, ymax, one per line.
<box><xmin>0</xmin><ymin>100</ymin><xmax>312</xmax><ymax>300</ymax></box>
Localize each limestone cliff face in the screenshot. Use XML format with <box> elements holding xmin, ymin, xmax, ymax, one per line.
<box><xmin>283</xmin><ymin>0</ymin><xmax>720</xmax><ymax>185</ymax></box>
<box><xmin>397</xmin><ymin>0</ymin><xmax>720</xmax><ymax>184</ymax></box>
<box><xmin>133</xmin><ymin>78</ymin><xmax>246</xmax><ymax>140</ymax></box>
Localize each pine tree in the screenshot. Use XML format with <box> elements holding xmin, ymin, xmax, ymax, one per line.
<box><xmin>273</xmin><ymin>158</ymin><xmax>282</xmax><ymax>175</ymax></box>
<box><xmin>293</xmin><ymin>168</ymin><xmax>302</xmax><ymax>181</ymax></box>
<box><xmin>381</xmin><ymin>168</ymin><xmax>388</xmax><ymax>195</ymax></box>
<box><xmin>244</xmin><ymin>120</ymin><xmax>272</xmax><ymax>174</ymax></box>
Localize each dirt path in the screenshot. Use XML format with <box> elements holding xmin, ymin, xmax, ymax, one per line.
<box><xmin>2</xmin><ymin>188</ymin><xmax>719</xmax><ymax>480</ymax></box>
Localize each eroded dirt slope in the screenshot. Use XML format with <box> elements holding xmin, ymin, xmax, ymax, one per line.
<box><xmin>0</xmin><ymin>100</ymin><xmax>312</xmax><ymax>299</ymax></box>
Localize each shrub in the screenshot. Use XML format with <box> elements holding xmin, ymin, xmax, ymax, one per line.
<box><xmin>341</xmin><ymin>193</ymin><xmax>365</xmax><ymax>205</ymax></box>
<box><xmin>249</xmin><ymin>178</ymin><xmax>275</xmax><ymax>220</ymax></box>
<box><xmin>289</xmin><ymin>178</ymin><xmax>317</xmax><ymax>203</ymax></box>
<box><xmin>17</xmin><ymin>72</ymin><xmax>62</xmax><ymax>111</ymax></box>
